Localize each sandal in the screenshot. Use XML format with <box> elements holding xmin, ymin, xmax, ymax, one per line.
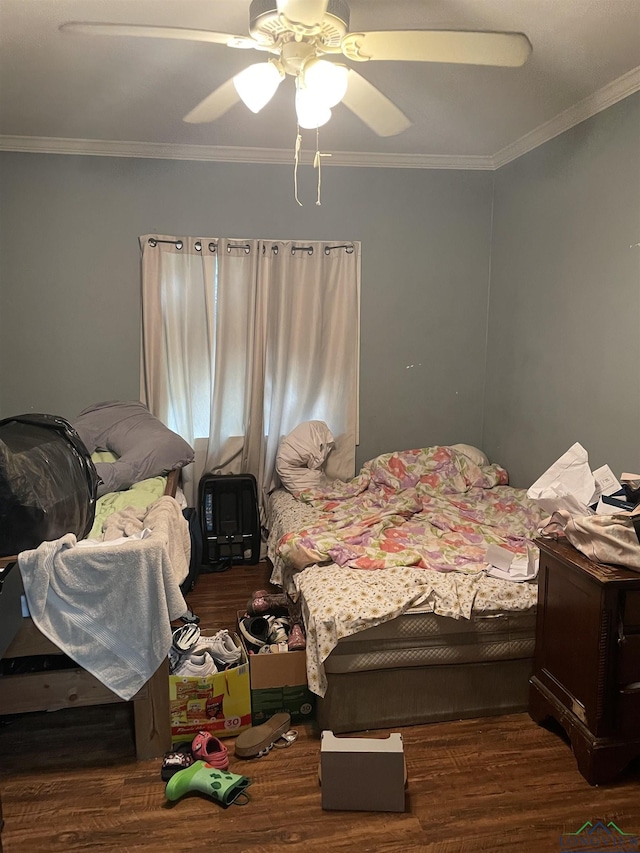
<box><xmin>161</xmin><ymin>743</ymin><xmax>194</xmax><ymax>781</ymax></box>
<box><xmin>191</xmin><ymin>730</ymin><xmax>230</xmax><ymax>769</ymax></box>
<box><xmin>234</xmin><ymin>712</ymin><xmax>293</xmax><ymax>759</ymax></box>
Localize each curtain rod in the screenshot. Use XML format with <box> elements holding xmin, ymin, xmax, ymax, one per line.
<box><xmin>147</xmin><ymin>238</ymin><xmax>355</xmax><ymax>255</ymax></box>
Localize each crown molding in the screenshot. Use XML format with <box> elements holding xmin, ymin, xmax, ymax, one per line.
<box><xmin>1</xmin><ymin>67</ymin><xmax>638</xmax><ymax>171</ymax></box>
<box><xmin>491</xmin><ymin>65</ymin><xmax>640</xmax><ymax>169</ymax></box>
<box><xmin>0</xmin><ymin>134</ymin><xmax>493</xmax><ymax>170</ymax></box>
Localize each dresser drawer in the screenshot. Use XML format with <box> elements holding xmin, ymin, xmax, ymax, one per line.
<box><xmin>623</xmin><ymin>591</ymin><xmax>640</xmax><ymax>630</ymax></box>
<box><xmin>617</xmin><ymin>633</ymin><xmax>640</xmax><ymax>685</ymax></box>
<box><xmin>0</xmin><ymin>561</ymin><xmax>24</xmax><ymax>659</ymax></box>
<box><xmin>617</xmin><ymin>686</ymin><xmax>640</xmax><ymax>739</ymax></box>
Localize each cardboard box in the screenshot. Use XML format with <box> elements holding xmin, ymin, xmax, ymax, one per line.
<box><xmin>320</xmin><ymin>731</ymin><xmax>406</xmax><ymax>812</ymax></box>
<box><xmin>237</xmin><ymin>611</ymin><xmax>315</xmax><ymax>724</ymax></box>
<box><xmin>251</xmin><ymin>684</ymin><xmax>314</xmax><ymax>725</ymax></box>
<box><xmin>169</xmin><ymin>632</ymin><xmax>251</xmax><ymax>745</ymax></box>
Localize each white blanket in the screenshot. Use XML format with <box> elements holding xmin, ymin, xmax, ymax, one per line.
<box><xmin>18</xmin><ymin>496</ymin><xmax>190</xmax><ymax>701</ymax></box>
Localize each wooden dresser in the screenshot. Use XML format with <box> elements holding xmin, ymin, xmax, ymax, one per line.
<box><xmin>529</xmin><ymin>538</ymin><xmax>640</xmax><ymax>785</ymax></box>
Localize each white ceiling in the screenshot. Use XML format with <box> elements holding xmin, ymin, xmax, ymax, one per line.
<box><xmin>1</xmin><ymin>0</ymin><xmax>639</xmax><ymax>169</ymax></box>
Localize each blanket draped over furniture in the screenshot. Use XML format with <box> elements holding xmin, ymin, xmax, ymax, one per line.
<box><xmin>18</xmin><ymin>495</ymin><xmax>189</xmax><ymax>701</ymax></box>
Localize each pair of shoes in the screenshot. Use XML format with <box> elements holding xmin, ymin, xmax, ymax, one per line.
<box><xmin>160</xmin><ymin>732</ymin><xmax>229</xmax><ymax>781</ymax></box>
<box><xmin>235</xmin><ymin>712</ymin><xmax>295</xmax><ymax>759</ymax></box>
<box><xmin>195</xmin><ymin>629</ymin><xmax>242</xmax><ymax>670</ymax></box>
<box><xmin>287</xmin><ymin>623</ymin><xmax>306</xmax><ymax>651</ymax></box>
<box><xmin>192</xmin><ymin>730</ymin><xmax>229</xmax><ymax>769</ymax></box>
<box><xmin>174</xmin><ymin>650</ymin><xmax>218</xmax><ymax>677</ymax></box>
<box><xmin>246</xmin><ymin>589</ymin><xmax>290</xmax><ymax>617</ymax></box>
<box><xmin>239</xmin><ymin>615</ymin><xmax>291</xmax><ymax>651</ymax></box>
<box><xmin>240</xmin><ymin>613</ymin><xmax>301</xmax><ymax>651</ymax></box>
<box><xmin>165</xmin><ymin>761</ymin><xmax>251</xmax><ymax>806</ymax></box>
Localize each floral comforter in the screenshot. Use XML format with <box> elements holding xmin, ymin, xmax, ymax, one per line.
<box><xmin>276</xmin><ymin>446</ymin><xmax>544</xmax><ymax>574</ymax></box>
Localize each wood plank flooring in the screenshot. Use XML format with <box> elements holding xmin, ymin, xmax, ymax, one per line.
<box><xmin>1</xmin><ymin>562</ymin><xmax>639</xmax><ymax>853</ymax></box>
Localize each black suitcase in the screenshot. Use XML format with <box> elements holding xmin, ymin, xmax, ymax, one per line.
<box><xmin>198</xmin><ymin>473</ymin><xmax>260</xmax><ymax>571</ymax></box>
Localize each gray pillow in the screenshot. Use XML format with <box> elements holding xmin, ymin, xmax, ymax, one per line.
<box><xmin>74</xmin><ymin>401</ymin><xmax>194</xmax><ymax>496</ymax></box>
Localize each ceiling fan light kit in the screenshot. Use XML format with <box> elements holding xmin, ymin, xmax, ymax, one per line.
<box><xmin>295</xmin><ymin>81</ymin><xmax>332</xmax><ymax>129</ymax></box>
<box><xmin>233</xmin><ymin>59</ymin><xmax>285</xmax><ymax>113</ymax></box>
<box><xmin>303</xmin><ymin>59</ymin><xmax>349</xmax><ymax>108</ymax></box>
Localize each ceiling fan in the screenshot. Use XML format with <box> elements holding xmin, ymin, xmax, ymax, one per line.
<box><xmin>60</xmin><ymin>0</ymin><xmax>532</xmax><ymax>137</ymax></box>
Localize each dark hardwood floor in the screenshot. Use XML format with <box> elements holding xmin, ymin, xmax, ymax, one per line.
<box><xmin>1</xmin><ymin>562</ymin><xmax>639</xmax><ymax>852</ymax></box>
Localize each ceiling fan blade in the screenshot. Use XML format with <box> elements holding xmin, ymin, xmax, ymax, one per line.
<box><xmin>277</xmin><ymin>0</ymin><xmax>329</xmax><ymax>28</ymax></box>
<box><xmin>341</xmin><ymin>70</ymin><xmax>411</xmax><ymax>137</ymax></box>
<box><xmin>342</xmin><ymin>30</ymin><xmax>532</xmax><ymax>67</ymax></box>
<box><xmin>183</xmin><ymin>78</ymin><xmax>241</xmax><ymax>124</ymax></box>
<box><xmin>59</xmin><ymin>22</ymin><xmax>257</xmax><ymax>50</ymax></box>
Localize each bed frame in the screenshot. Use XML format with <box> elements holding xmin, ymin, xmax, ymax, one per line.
<box><xmin>307</xmin><ymin>601</ymin><xmax>538</xmax><ymax>734</ymax></box>
<box><xmin>0</xmin><ymin>469</ymin><xmax>181</xmax><ymax>760</ymax></box>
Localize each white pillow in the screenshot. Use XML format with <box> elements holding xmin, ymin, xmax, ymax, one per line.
<box><xmin>276</xmin><ymin>421</ymin><xmax>335</xmax><ymax>494</ymax></box>
<box><xmin>451</xmin><ymin>444</ymin><xmax>489</xmax><ymax>467</ymax></box>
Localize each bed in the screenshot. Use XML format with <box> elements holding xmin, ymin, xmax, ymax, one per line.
<box><xmin>0</xmin><ymin>402</ymin><xmax>195</xmax><ymax>759</ymax></box>
<box><xmin>267</xmin><ymin>441</ymin><xmax>545</xmax><ymax>734</ymax></box>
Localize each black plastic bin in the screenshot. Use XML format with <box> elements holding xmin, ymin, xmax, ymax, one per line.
<box><xmin>0</xmin><ymin>413</ymin><xmax>99</xmax><ymax>556</ymax></box>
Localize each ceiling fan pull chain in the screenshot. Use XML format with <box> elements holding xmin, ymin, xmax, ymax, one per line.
<box><xmin>314</xmin><ymin>127</ymin><xmax>322</xmax><ymax>206</ymax></box>
<box><xmin>294</xmin><ymin>127</ymin><xmax>303</xmax><ymax>207</ymax></box>
<box><xmin>313</xmin><ymin>127</ymin><xmax>333</xmax><ymax>206</ymax></box>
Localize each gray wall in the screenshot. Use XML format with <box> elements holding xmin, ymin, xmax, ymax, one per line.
<box><xmin>0</xmin><ymin>155</ymin><xmax>493</xmax><ymax>470</ymax></box>
<box><xmin>2</xmin><ymin>93</ymin><xmax>637</xmax><ymax>486</ymax></box>
<box><xmin>484</xmin><ymin>92</ymin><xmax>640</xmax><ymax>487</ymax></box>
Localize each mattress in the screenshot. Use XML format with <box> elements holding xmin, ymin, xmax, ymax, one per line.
<box><xmin>322</xmin><ymin>608</ymin><xmax>537</xmax><ymax>675</ymax></box>
<box><xmin>267</xmin><ymin>486</ymin><xmax>319</xmax><ymax>590</ymax></box>
<box><xmin>290</xmin><ymin>558</ymin><xmax>539</xmax><ymax>699</ymax></box>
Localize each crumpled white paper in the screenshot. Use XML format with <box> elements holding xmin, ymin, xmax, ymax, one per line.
<box><xmin>527</xmin><ymin>442</ymin><xmax>596</xmax><ymax>517</ymax></box>
<box><xmin>485</xmin><ymin>544</ymin><xmax>539</xmax><ymax>583</ymax></box>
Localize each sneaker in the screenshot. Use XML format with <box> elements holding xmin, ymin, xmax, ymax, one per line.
<box><xmin>169</xmin><ymin>623</ymin><xmax>202</xmax><ymax>673</ymax></box>
<box><xmin>266</xmin><ymin>616</ymin><xmax>290</xmax><ymax>644</ymax></box>
<box><xmin>174</xmin><ymin>650</ymin><xmax>219</xmax><ymax>677</ymax></box>
<box><xmin>238</xmin><ymin>616</ymin><xmax>272</xmax><ymax>652</ymax></box>
<box><xmin>195</xmin><ymin>629</ymin><xmax>242</xmax><ymax>670</ymax></box>
<box><xmin>172</xmin><ymin>623</ymin><xmax>201</xmax><ymax>652</ymax></box>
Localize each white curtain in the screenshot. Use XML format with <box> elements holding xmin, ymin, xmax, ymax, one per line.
<box><xmin>140</xmin><ymin>235</ymin><xmax>360</xmax><ymax>513</ymax></box>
